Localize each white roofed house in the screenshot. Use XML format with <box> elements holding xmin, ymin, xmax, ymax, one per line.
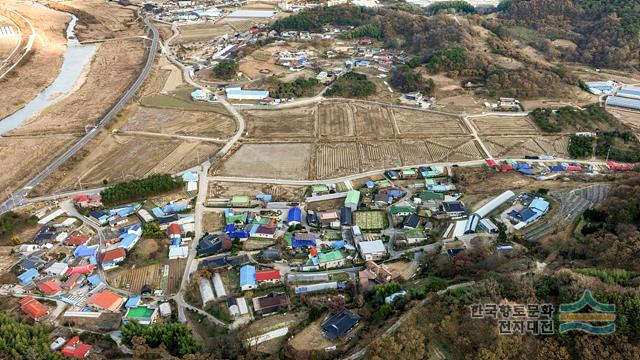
<box><xmin>358</xmin><ymin>240</ymin><xmax>387</xmax><ymax>261</ymax></box>
<box><xmin>45</xmin><ymin>262</ymin><xmax>69</xmax><ymax>276</ymax></box>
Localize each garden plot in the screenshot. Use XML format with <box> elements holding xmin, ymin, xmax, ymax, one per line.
<box><xmin>353</xmin><ymin>210</ymin><xmax>387</xmax><ymax>230</ymax></box>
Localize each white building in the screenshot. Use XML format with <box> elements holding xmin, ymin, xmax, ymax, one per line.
<box><xmin>358</xmin><ymin>240</ymin><xmax>387</xmax><ymax>261</ymax></box>
<box><xmin>212</xmin><ymin>272</ymin><xmax>227</xmax><ymax>298</ymax></box>
<box><xmin>45</xmin><ymin>262</ymin><xmax>69</xmax><ymax>276</ymax></box>
<box><xmin>199</xmin><ymin>278</ymin><xmax>215</xmax><ymax>305</ymax></box>
<box><xmin>168</xmin><ymin>246</ymin><xmax>188</xmax><ymax>260</ymax></box>
<box><xmin>226</xmin><ymin>88</ymin><xmax>269</xmax><ymax>100</ymax></box>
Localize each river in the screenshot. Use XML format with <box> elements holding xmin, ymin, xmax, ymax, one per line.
<box><xmin>0</xmin><ymin>14</ymin><xmax>97</xmax><ymax>135</ymax></box>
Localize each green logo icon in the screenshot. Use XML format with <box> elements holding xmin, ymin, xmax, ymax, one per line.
<box><xmin>559</xmin><ymin>290</ymin><xmax>616</xmax><ymax>334</ymax></box>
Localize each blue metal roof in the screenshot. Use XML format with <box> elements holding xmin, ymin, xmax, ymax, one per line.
<box><xmin>74</xmin><ymin>245</ymin><xmax>98</xmax><ymax>257</ymax></box>
<box><xmin>87</xmin><ymin>274</ymin><xmax>102</xmax><ymax>287</ymax></box>
<box><xmin>287</xmin><ymin>207</ymin><xmax>302</xmax><ymax>223</ymax></box>
<box><xmin>182</xmin><ymin>172</ymin><xmax>198</xmax><ymax>182</ymax></box>
<box><xmin>607</xmin><ymin>96</ymin><xmax>640</xmax><ymax>110</ymax></box>
<box><xmin>118</xmin><ymin>233</ymin><xmax>139</xmax><ymax>251</ymax></box>
<box><xmin>151</xmin><ymin>207</ymin><xmax>165</xmax><ymax>218</ymax></box>
<box><xmin>226</xmin><ymin>89</ymin><xmax>269</xmax><ymax>96</ymax></box>
<box><xmin>125</xmin><ymin>296</ymin><xmax>141</xmax><ymax>308</ymax></box>
<box><xmin>530</xmin><ymin>198</ymin><xmax>549</xmax><ymax>213</ymax></box>
<box><xmin>239</xmin><ymin>265</ymin><xmax>256</xmax><ymax>287</ymax></box>
<box><xmin>292</xmin><ymin>239</ymin><xmax>316</xmax><ymax>248</ymax></box>
<box><xmin>18</xmin><ymin>268</ymin><xmax>39</xmax><ymax>284</ymax></box>
<box><xmin>163</xmin><ymin>204</ymin><xmax>188</xmax><ymax>214</ymax></box>
<box><xmin>617</xmin><ymin>88</ymin><xmax>640</xmax><ymax>97</ymax></box>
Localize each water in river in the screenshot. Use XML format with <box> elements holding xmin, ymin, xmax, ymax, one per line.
<box><xmin>0</xmin><ymin>14</ymin><xmax>96</xmax><ymax>135</ymax></box>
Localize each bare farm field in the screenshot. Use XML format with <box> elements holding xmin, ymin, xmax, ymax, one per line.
<box><xmin>472</xmin><ymin>116</ymin><xmax>540</xmax><ymax>135</ymax></box>
<box><xmin>208</xmin><ymin>181</ymin><xmax>305</xmax><ymax>202</ymax></box>
<box><xmin>108</xmin><ymin>259</ymin><xmax>186</xmax><ymax>295</ymax></box>
<box><xmin>176</xmin><ymin>22</ymin><xmax>236</xmax><ymax>43</ymax></box>
<box><xmin>318</xmin><ymin>102</ymin><xmax>355</xmax><ymax>138</ymax></box>
<box><xmin>123</xmin><ymin>106</ymin><xmax>237</xmax><ymax>138</ymax></box>
<box><xmin>483</xmin><ymin>136</ymin><xmax>569</xmax><ymax>158</ymax></box>
<box><xmin>425</xmin><ymin>138</ymin><xmax>484</xmax><ymax>162</ymax></box>
<box><xmin>352</xmin><ymin>103</ymin><xmax>395</xmax><ymax>138</ymax></box>
<box><xmin>608</xmin><ymin>108</ymin><xmax>640</xmax><ymax>133</ymax></box>
<box><xmin>242</xmin><ymin>107</ymin><xmax>316</xmax><ymax>138</ymax></box>
<box><xmin>216</xmin><ymin>143</ymin><xmax>312</xmax><ymax>179</ymax></box>
<box><xmin>35</xmin><ymin>134</ymin><xmax>220</xmax><ymax>194</ymax></box>
<box><xmin>359</xmin><ymin>141</ymin><xmax>402</xmax><ymax>171</ymax></box>
<box><xmin>397</xmin><ymin>140</ymin><xmax>435</xmax><ymax>165</ymax></box>
<box><xmin>314</xmin><ymin>142</ymin><xmax>361</xmax><ymax>179</ymax></box>
<box><xmin>392</xmin><ymin>108</ymin><xmax>467</xmax><ymax>137</ymax></box>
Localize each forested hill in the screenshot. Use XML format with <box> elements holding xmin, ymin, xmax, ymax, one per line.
<box><xmin>495</xmin><ymin>0</ymin><xmax>640</xmax><ymax>68</ymax></box>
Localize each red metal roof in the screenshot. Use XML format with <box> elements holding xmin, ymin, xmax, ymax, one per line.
<box><xmin>61</xmin><ymin>336</ymin><xmax>91</xmax><ymax>358</ymax></box>
<box><xmin>66</xmin><ymin>265</ymin><xmax>95</xmax><ymax>275</ymax></box>
<box><xmin>485</xmin><ymin>159</ymin><xmax>497</xmax><ymax>167</ymax></box>
<box><xmin>86</xmin><ymin>290</ymin><xmax>125</xmax><ymax>312</ymax></box>
<box><xmin>20</xmin><ymin>296</ymin><xmax>48</xmax><ymax>321</ymax></box>
<box><xmin>498</xmin><ymin>164</ymin><xmax>513</xmax><ymax>171</ymax></box>
<box><xmin>256</xmin><ymin>269</ymin><xmax>280</xmax><ymax>281</ymax></box>
<box><xmin>38</xmin><ymin>280</ymin><xmax>62</xmax><ymax>296</ymax></box>
<box><xmin>63</xmin><ymin>273</ymin><xmax>81</xmax><ymax>290</ymax></box>
<box><xmin>101</xmin><ymin>248</ymin><xmax>126</xmax><ymax>264</ymax></box>
<box><xmin>66</xmin><ymin>233</ymin><xmax>89</xmax><ymax>246</ymax></box>
<box><xmin>168</xmin><ymin>223</ymin><xmax>181</xmax><ymax>235</ymax></box>
<box><xmin>607</xmin><ymin>161</ymin><xmax>634</xmax><ymax>171</ymax></box>
<box><xmin>565</xmin><ymin>165</ymin><xmax>583</xmax><ymax>171</ymax></box>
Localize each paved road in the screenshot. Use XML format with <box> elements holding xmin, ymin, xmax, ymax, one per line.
<box><xmin>0</xmin><ymin>17</ymin><xmax>159</xmax><ymax>214</ymax></box>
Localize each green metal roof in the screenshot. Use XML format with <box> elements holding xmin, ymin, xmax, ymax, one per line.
<box><xmin>311</xmin><ymin>185</ymin><xmax>329</xmax><ymax>193</ymax></box>
<box><xmin>284</xmin><ymin>234</ymin><xmax>292</xmax><ymax>247</ymax></box>
<box><xmin>226</xmin><ymin>213</ymin><xmax>247</xmax><ymax>224</ymax></box>
<box><xmin>318</xmin><ymin>250</ymin><xmax>344</xmax><ymax>263</ymax></box>
<box><xmin>402</xmin><ymin>169</ymin><xmax>416</xmax><ymax>175</ymax></box>
<box><xmin>231</xmin><ymin>195</ymin><xmax>250</xmax><ymax>203</ymax></box>
<box><xmin>391</xmin><ymin>206</ymin><xmax>414</xmax><ymax>215</ymax></box>
<box><xmin>345</xmin><ymin>190</ymin><xmax>360</xmax><ymax>204</ymax></box>
<box><xmin>377</xmin><ymin>180</ymin><xmax>392</xmax><ymax>187</ymax></box>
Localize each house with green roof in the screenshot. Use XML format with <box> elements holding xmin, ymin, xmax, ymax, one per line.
<box><xmin>124</xmin><ymin>306</ymin><xmax>158</xmax><ymax>325</ymax></box>
<box><xmin>401</xmin><ymin>168</ymin><xmax>417</xmax><ymax>179</ymax></box>
<box><xmin>226</xmin><ymin>213</ymin><xmax>247</xmax><ymax>225</ymax></box>
<box><xmin>345</xmin><ymin>190</ymin><xmax>360</xmax><ymax>211</ymax></box>
<box><xmin>318</xmin><ymin>250</ymin><xmax>345</xmax><ymax>269</ymax></box>
<box><xmin>390</xmin><ymin>206</ymin><xmax>414</xmax><ymax>217</ymax></box>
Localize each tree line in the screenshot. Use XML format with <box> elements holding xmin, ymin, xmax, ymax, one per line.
<box><xmin>325</xmin><ymin>72</ymin><xmax>376</xmax><ymax>98</ymax></box>
<box><xmin>100</xmin><ymin>174</ymin><xmax>184</xmax><ymax>206</ymax></box>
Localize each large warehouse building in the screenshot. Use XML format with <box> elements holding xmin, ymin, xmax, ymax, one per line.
<box><xmin>606</xmin><ymin>85</ymin><xmax>640</xmax><ymax>111</ymax></box>
<box><xmin>226</xmin><ymin>88</ymin><xmax>269</xmax><ymax>100</ymax></box>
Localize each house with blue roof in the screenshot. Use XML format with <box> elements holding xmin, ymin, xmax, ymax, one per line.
<box><xmin>287</xmin><ymin>207</ymin><xmax>302</xmax><ymax>225</ymax></box>
<box><xmin>151</xmin><ymin>207</ymin><xmax>165</xmax><ymax>218</ymax></box>
<box><xmin>125</xmin><ymin>296</ymin><xmax>141</xmax><ymax>309</ymax></box>
<box><xmin>18</xmin><ymin>268</ymin><xmax>39</xmax><ymax>284</ymax></box>
<box><xmin>256</xmin><ymin>194</ymin><xmax>272</xmax><ymax>202</ymax></box>
<box><xmin>163</xmin><ymin>203</ymin><xmax>188</xmax><ymax>214</ymax></box>
<box><xmin>240</xmin><ymin>265</ymin><xmax>257</xmax><ymax>291</ymax></box>
<box><xmin>181</xmin><ymin>172</ymin><xmax>199</xmax><ymax>182</ymax></box>
<box><xmin>74</xmin><ymin>245</ymin><xmax>98</xmax><ymax>257</ymax></box>
<box><xmin>87</xmin><ymin>274</ymin><xmax>103</xmax><ymax>287</ymax></box>
<box><xmin>118</xmin><ymin>233</ymin><xmax>140</xmax><ymax>252</ymax></box>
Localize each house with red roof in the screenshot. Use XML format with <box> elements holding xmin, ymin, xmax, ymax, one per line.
<box><xmin>100</xmin><ymin>247</ymin><xmax>127</xmax><ymax>270</ymax></box>
<box><xmin>65</xmin><ymin>233</ymin><xmax>90</xmax><ymax>246</ymax></box>
<box><xmin>19</xmin><ymin>296</ymin><xmax>48</xmax><ymax>321</ymax></box>
<box><xmin>168</xmin><ymin>223</ymin><xmax>181</xmax><ymax>238</ymax></box>
<box><xmin>86</xmin><ymin>290</ymin><xmax>125</xmax><ymax>312</ymax></box>
<box><xmin>66</xmin><ymin>265</ymin><xmax>95</xmax><ymax>276</ymax></box>
<box><xmin>61</xmin><ymin>336</ymin><xmax>91</xmax><ymax>358</ymax></box>
<box><xmin>255</xmin><ymin>269</ymin><xmax>281</xmax><ymax>284</ymax></box>
<box><xmin>72</xmin><ymin>194</ymin><xmax>102</xmax><ymax>209</ymax></box>
<box><xmin>38</xmin><ymin>280</ymin><xmax>62</xmax><ymax>296</ymax></box>
<box><xmin>63</xmin><ymin>273</ymin><xmax>83</xmax><ymax>291</ymax></box>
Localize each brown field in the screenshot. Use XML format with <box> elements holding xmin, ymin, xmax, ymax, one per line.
<box><xmin>208</xmin><ymin>181</ymin><xmax>305</xmax><ymax>202</ymax></box>
<box><xmin>483</xmin><ymin>136</ymin><xmax>569</xmax><ymax>158</ymax></box>
<box><xmin>123</xmin><ymin>106</ymin><xmax>237</xmax><ymax>138</ymax></box>
<box><xmin>397</xmin><ymin>140</ymin><xmax>434</xmax><ymax>165</ymax></box>
<box><xmin>352</xmin><ymin>103</ymin><xmax>395</xmax><ymax>138</ymax></box>
<box><xmin>36</xmin><ymin>134</ymin><xmax>220</xmax><ymax>194</ymax></box>
<box><xmin>0</xmin><ymin>18</ymin><xmax>19</xmax><ymax>59</ymax></box>
<box><xmin>314</xmin><ymin>142</ymin><xmax>361</xmax><ymax>179</ymax></box>
<box><xmin>177</xmin><ymin>23</ymin><xmax>236</xmax><ymax>42</ymax></box>
<box><xmin>392</xmin><ymin>108</ymin><xmax>466</xmax><ymax>136</ymax></box>
<box><xmin>242</xmin><ymin>107</ymin><xmax>316</xmax><ymax>138</ymax></box>
<box><xmin>202</xmin><ymin>212</ymin><xmax>224</xmax><ymax>233</ymax></box>
<box><xmin>318</xmin><ymin>102</ymin><xmax>355</xmax><ymax>138</ymax></box>
<box><xmin>108</xmin><ymin>259</ymin><xmax>186</xmax><ymax>295</ymax></box>
<box><xmin>608</xmin><ymin>108</ymin><xmax>640</xmax><ymax>133</ymax></box>
<box><xmin>472</xmin><ymin>116</ymin><xmax>539</xmax><ymax>135</ymax></box>
<box><xmin>217</xmin><ymin>143</ymin><xmax>312</xmax><ymax>179</ymax></box>
<box><xmin>359</xmin><ymin>141</ymin><xmax>401</xmax><ymax>171</ymax></box>
<box><xmin>289</xmin><ymin>318</ymin><xmax>337</xmax><ymax>351</ymax></box>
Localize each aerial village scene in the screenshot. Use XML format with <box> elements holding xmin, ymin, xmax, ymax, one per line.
<box><xmin>2</xmin><ymin>0</ymin><xmax>640</xmax><ymax>359</ymax></box>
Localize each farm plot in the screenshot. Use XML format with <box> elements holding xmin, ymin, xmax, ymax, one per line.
<box><xmin>397</xmin><ymin>141</ymin><xmax>434</xmax><ymax>165</ymax></box>
<box><xmin>353</xmin><ymin>210</ymin><xmax>387</xmax><ymax>230</ymax></box>
<box><xmin>534</xmin><ymin>136</ymin><xmax>570</xmax><ymax>157</ymax></box>
<box><xmin>315</xmin><ymin>142</ymin><xmax>361</xmax><ymax>179</ymax></box>
<box><xmin>108</xmin><ymin>263</ymin><xmax>164</xmax><ymax>293</ymax></box>
<box><xmin>209</xmin><ymin>181</ymin><xmax>305</xmax><ymax>202</ymax></box>
<box><xmin>318</xmin><ymin>102</ymin><xmax>355</xmax><ymax>138</ymax></box>
<box><xmin>242</xmin><ymin>107</ymin><xmax>316</xmax><ymax>138</ymax></box>
<box><xmin>217</xmin><ymin>143</ymin><xmax>312</xmax><ymax>179</ymax></box>
<box><xmin>425</xmin><ymin>137</ymin><xmax>483</xmax><ymax>162</ymax></box>
<box><xmin>176</xmin><ymin>23</ymin><xmax>236</xmax><ymax>42</ymax></box>
<box><xmin>352</xmin><ymin>103</ymin><xmax>395</xmax><ymax>138</ymax></box>
<box><xmin>472</xmin><ymin>116</ymin><xmax>539</xmax><ymax>135</ymax></box>
<box><xmin>359</xmin><ymin>142</ymin><xmax>402</xmax><ymax>171</ymax></box>
<box><xmin>483</xmin><ymin>136</ymin><xmax>565</xmax><ymax>158</ymax></box>
<box><xmin>392</xmin><ymin>109</ymin><xmax>467</xmax><ymax>136</ymax></box>
<box><xmin>123</xmin><ymin>106</ymin><xmax>236</xmax><ymax>138</ymax></box>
